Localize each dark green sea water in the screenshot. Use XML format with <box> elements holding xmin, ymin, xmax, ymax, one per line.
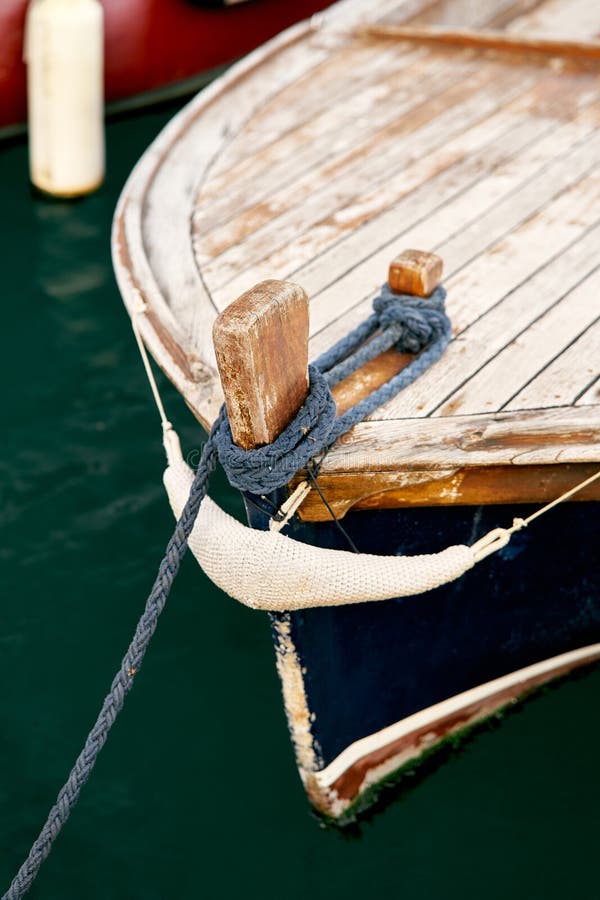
<box><xmin>1</xmin><ymin>100</ymin><xmax>599</xmax><ymax>900</ymax></box>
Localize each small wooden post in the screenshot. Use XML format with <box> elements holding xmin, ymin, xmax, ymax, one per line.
<box><xmin>388</xmin><ymin>249</ymin><xmax>443</xmax><ymax>297</ymax></box>
<box><xmin>213</xmin><ymin>280</ymin><xmax>309</xmax><ymax>450</ymax></box>
<box><xmin>331</xmin><ymin>249</ymin><xmax>445</xmax><ymax>414</ymax></box>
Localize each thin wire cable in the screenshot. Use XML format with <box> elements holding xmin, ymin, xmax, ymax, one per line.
<box><xmin>519</xmin><ymin>468</ymin><xmax>600</xmax><ymax>527</ymax></box>
<box><xmin>306</xmin><ymin>460</ymin><xmax>360</xmax><ymax>553</ymax></box>
<box><xmin>131</xmin><ymin>310</ymin><xmax>172</xmax><ymax>432</ymax></box>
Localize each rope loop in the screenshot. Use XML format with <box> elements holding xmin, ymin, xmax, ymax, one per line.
<box><xmin>373</xmin><ymin>284</ymin><xmax>449</xmax><ymax>353</ymax></box>
<box><xmin>216</xmin><ymin>283</ymin><xmax>453</xmax><ymax>493</ymax></box>
<box><xmin>2</xmin><ymin>279</ymin><xmax>451</xmax><ymax>899</ymax></box>
<box><xmin>315</xmin><ymin>282</ymin><xmax>451</xmax><ymax>389</ymax></box>
<box><xmin>215</xmin><ymin>365</ymin><xmax>336</xmax><ymax>494</ymax></box>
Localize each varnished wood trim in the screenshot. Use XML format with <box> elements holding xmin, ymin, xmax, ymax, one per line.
<box><xmin>309</xmin><ymin>642</ymin><xmax>600</xmax><ymax>817</ymax></box>
<box><xmin>324</xmin><ymin>405</ymin><xmax>600</xmax><ymax>470</ymax></box>
<box><xmin>113</xmin><ymin>0</ymin><xmax>600</xmax><ymax>506</ymax></box>
<box><xmin>296</xmin><ymin>462</ymin><xmax>600</xmax><ymax>519</ymax></box>
<box><xmin>361</xmin><ymin>24</ymin><xmax>600</xmax><ymax>64</ymax></box>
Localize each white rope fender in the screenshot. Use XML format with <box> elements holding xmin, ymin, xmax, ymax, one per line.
<box><xmin>134</xmin><ymin>313</ymin><xmax>599</xmax><ymax>614</ymax></box>
<box><xmin>163</xmin><ymin>431</ymin><xmax>475</xmax><ymax>611</ymax></box>
<box><xmin>163</xmin><ymin>434</ymin><xmax>600</xmax><ymax>612</ymax></box>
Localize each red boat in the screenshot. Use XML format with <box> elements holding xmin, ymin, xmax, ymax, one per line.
<box><xmin>1</xmin><ymin>0</ymin><xmax>334</xmax><ymax>134</ymax></box>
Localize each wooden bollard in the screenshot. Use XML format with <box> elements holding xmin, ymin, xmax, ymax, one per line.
<box><xmin>212</xmin><ymin>256</ymin><xmax>443</xmax><ymax>449</ymax></box>
<box><xmin>388</xmin><ymin>249</ymin><xmax>443</xmax><ymax>297</ymax></box>
<box><xmin>212</xmin><ymin>280</ymin><xmax>309</xmax><ymax>450</ymax></box>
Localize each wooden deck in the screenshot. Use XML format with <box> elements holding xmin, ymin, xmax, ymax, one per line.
<box><xmin>113</xmin><ymin>0</ymin><xmax>600</xmax><ymax>519</ymax></box>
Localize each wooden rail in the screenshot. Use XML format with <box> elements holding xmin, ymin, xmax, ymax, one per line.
<box><xmin>359</xmin><ymin>25</ymin><xmax>600</xmax><ymax>62</ymax></box>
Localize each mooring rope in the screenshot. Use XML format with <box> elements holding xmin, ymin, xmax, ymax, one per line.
<box><xmin>4</xmin><ymin>283</ymin><xmax>599</xmax><ymax>895</ymax></box>
<box><xmin>215</xmin><ymin>284</ymin><xmax>452</xmax><ymax>491</ymax></box>
<box><xmin>316</xmin><ymin>284</ymin><xmax>451</xmax><ymax>442</ymax></box>
<box><xmin>2</xmin><ymin>284</ymin><xmax>451</xmax><ymax>897</ymax></box>
<box><xmin>2</xmin><ymin>418</ymin><xmax>221</xmax><ymax>900</ymax></box>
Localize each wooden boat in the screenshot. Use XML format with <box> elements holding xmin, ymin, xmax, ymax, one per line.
<box><xmin>0</xmin><ymin>0</ymin><xmax>333</xmax><ymax>135</ymax></box>
<box><xmin>113</xmin><ymin>0</ymin><xmax>600</xmax><ymax>822</ymax></box>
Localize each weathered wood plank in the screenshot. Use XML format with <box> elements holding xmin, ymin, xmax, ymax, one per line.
<box><xmin>195</xmin><ymin>48</ymin><xmax>474</xmax><ymax>265</ymax></box>
<box><xmin>211</xmin><ymin>66</ymin><xmax>554</xmax><ymax>307</ymax></box>
<box><xmin>400</xmin><ymin>0</ymin><xmax>537</xmax><ymax>29</ymax></box>
<box><xmin>307</xmin><ymin>113</ymin><xmax>600</xmax><ymax>365</ymax></box>
<box><xmin>296</xmin><ymin>109</ymin><xmax>541</xmax><ymax>311</ymax></box>
<box><xmin>436</xmin><ymin>267</ymin><xmax>600</xmax><ymax>416</ymax></box>
<box><xmin>381</xmin><ymin>170</ymin><xmax>600</xmax><ymax>418</ymax></box>
<box><xmin>360</xmin><ymin>223</ymin><xmax>600</xmax><ymax>420</ymax></box>
<box><xmin>207</xmin><ymin>40</ymin><xmax>406</xmax><ymax>177</ymax></box>
<box><xmin>238</xmin><ymin>68</ymin><xmax>599</xmax><ymax>318</ymax></box>
<box><xmin>294</xmin><ymin>402</ymin><xmax>600</xmax><ymax>516</ymax></box>
<box><xmin>195</xmin><ymin>50</ymin><xmax>494</xmax><ymax>268</ymax></box>
<box><xmin>432</xmin><ymin>124</ymin><xmax>600</xmax><ymax>276</ymax></box>
<box><xmin>475</xmin><ymin>0</ymin><xmax>549</xmax><ymax>30</ymax></box>
<box><xmin>576</xmin><ymin>379</ymin><xmax>600</xmax><ymax>407</ymax></box>
<box><xmin>295</xmin><ymin>463</ymin><xmax>600</xmax><ymax>519</ymax></box>
<box><xmin>505</xmin><ymin>0</ymin><xmax>600</xmax><ymax>41</ymax></box>
<box><xmin>506</xmin><ymin>317</ymin><xmax>600</xmax><ymax>411</ymax></box>
<box><xmin>192</xmin><ymin>43</ymin><xmax>431</xmax><ymax>231</ymax></box>
<box><xmin>325</xmin><ymin>405</ymin><xmax>600</xmax><ymax>469</ymax></box>
<box><xmin>333</xmin><ymin>0</ymin><xmax>430</xmax><ymax>29</ymax></box>
<box><xmin>332</xmin><ymin>223</ymin><xmax>600</xmax><ymax>417</ymax></box>
<box><xmin>199</xmin><ymin>55</ymin><xmax>524</xmax><ymax>289</ymax></box>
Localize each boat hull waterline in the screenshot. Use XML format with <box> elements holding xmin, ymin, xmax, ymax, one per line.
<box><xmin>112</xmin><ymin>0</ymin><xmax>600</xmax><ymax>819</ymax></box>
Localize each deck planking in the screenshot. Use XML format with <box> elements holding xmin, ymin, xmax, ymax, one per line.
<box><xmin>113</xmin><ymin>0</ymin><xmax>600</xmax><ymax>516</ymax></box>
<box><xmin>306</xmin><ymin>123</ymin><xmax>600</xmax><ymax>360</ymax></box>
<box><xmin>577</xmin><ymin>378</ymin><xmax>600</xmax><ymax>408</ymax></box>
<box><xmin>219</xmin><ymin>67</ymin><xmax>599</xmax><ymax>314</ymax></box>
<box><xmin>375</xmin><ymin>222</ymin><xmax>600</xmax><ymax>419</ymax></box>
<box><xmin>504</xmin><ymin>0</ymin><xmax>600</xmax><ymax>39</ymax></box>
<box><xmin>437</xmin><ymin>265</ymin><xmax>600</xmax><ymax>416</ymax></box>
<box><xmin>200</xmin><ymin>57</ymin><xmax>535</xmax><ymax>292</ymax></box>
<box><xmin>193</xmin><ymin>49</ymin><xmax>455</xmax><ymax>242</ymax></box>
<box><xmin>381</xmin><ymin>172</ymin><xmax>600</xmax><ymax>417</ymax></box>
<box><xmin>195</xmin><ymin>51</ymin><xmax>488</xmax><ymax>265</ymax></box>
<box><xmin>506</xmin><ymin>317</ymin><xmax>600</xmax><ymax>411</ymax></box>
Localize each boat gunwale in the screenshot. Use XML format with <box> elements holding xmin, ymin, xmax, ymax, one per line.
<box><xmin>112</xmin><ymin>0</ymin><xmax>600</xmax><ymax>516</ymax></box>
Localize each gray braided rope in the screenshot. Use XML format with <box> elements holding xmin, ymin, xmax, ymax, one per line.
<box><xmin>2</xmin><ymin>413</ymin><xmax>223</xmax><ymax>900</ymax></box>
<box><xmin>3</xmin><ymin>285</ymin><xmax>450</xmax><ymax>898</ymax></box>
<box><xmin>215</xmin><ymin>284</ymin><xmax>452</xmax><ymax>480</ymax></box>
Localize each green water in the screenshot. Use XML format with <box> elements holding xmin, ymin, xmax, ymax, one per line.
<box><xmin>1</xmin><ymin>101</ymin><xmax>599</xmax><ymax>900</ymax></box>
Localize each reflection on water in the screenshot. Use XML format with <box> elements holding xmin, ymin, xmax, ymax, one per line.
<box><xmin>0</xmin><ymin>104</ymin><xmax>599</xmax><ymax>900</ymax></box>
<box><xmin>35</xmin><ymin>203</ymin><xmax>108</xmax><ymax>301</ymax></box>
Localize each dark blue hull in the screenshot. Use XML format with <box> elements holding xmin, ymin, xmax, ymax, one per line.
<box><xmin>246</xmin><ymin>496</ymin><xmax>600</xmax><ymax>818</ymax></box>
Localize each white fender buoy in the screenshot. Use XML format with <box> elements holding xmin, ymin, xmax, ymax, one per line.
<box><xmin>163</xmin><ymin>451</ymin><xmax>476</xmax><ymax>612</ymax></box>
<box><xmin>25</xmin><ymin>0</ymin><xmax>105</xmax><ymax>197</ymax></box>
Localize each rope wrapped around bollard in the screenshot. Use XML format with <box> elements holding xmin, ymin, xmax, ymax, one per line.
<box><xmin>0</xmin><ymin>283</ymin><xmax>466</xmax><ymax>898</ymax></box>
